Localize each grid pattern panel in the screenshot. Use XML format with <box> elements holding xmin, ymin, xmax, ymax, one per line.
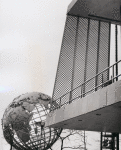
<box><xmin>85</xmin><ymin>19</ymin><xmax>99</xmax><ymax>94</ymax></box>
<box><xmin>72</xmin><ymin>18</ymin><xmax>88</xmax><ymax>100</ymax></box>
<box><xmin>53</xmin><ymin>16</ymin><xmax>78</xmax><ymax>100</ymax></box>
<box><xmin>52</xmin><ymin>15</ymin><xmax>111</xmax><ymax>103</ymax></box>
<box><xmin>97</xmin><ymin>22</ymin><xmax>110</xmax><ymax>88</ymax></box>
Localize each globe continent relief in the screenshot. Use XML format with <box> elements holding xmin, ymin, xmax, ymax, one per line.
<box><xmin>2</xmin><ymin>92</ymin><xmax>62</xmax><ymax>150</ymax></box>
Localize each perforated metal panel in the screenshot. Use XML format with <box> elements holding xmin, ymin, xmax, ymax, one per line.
<box><xmin>52</xmin><ymin>15</ymin><xmax>110</xmax><ymax>102</ymax></box>
<box><xmin>52</xmin><ymin>16</ymin><xmax>78</xmax><ymax>100</ymax></box>
<box><xmin>85</xmin><ymin>19</ymin><xmax>99</xmax><ymax>95</ymax></box>
<box><xmin>97</xmin><ymin>22</ymin><xmax>110</xmax><ymax>89</ymax></box>
<box><xmin>72</xmin><ymin>18</ymin><xmax>87</xmax><ymax>88</ymax></box>
<box><xmin>72</xmin><ymin>18</ymin><xmax>88</xmax><ymax>99</ymax></box>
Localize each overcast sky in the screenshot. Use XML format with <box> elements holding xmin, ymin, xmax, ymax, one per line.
<box><xmin>0</xmin><ymin>0</ymin><xmax>73</xmax><ymax>149</ymax></box>
<box><xmin>0</xmin><ymin>0</ymin><xmax>121</xmax><ymax>150</ymax></box>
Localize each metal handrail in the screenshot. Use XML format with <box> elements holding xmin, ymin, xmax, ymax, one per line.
<box><xmin>51</xmin><ymin>60</ymin><xmax>121</xmax><ymax>111</ymax></box>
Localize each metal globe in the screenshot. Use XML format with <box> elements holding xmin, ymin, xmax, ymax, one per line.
<box><xmin>2</xmin><ymin>92</ymin><xmax>62</xmax><ymax>150</ymax></box>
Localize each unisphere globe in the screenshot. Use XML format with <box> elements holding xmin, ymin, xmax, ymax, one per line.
<box><xmin>2</xmin><ymin>92</ymin><xmax>62</xmax><ymax>150</ymax></box>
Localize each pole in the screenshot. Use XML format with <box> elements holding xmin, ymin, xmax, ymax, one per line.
<box><xmin>100</xmin><ymin>132</ymin><xmax>102</xmax><ymax>150</ymax></box>
<box><xmin>84</xmin><ymin>131</ymin><xmax>86</xmax><ymax>150</ymax></box>
<box><xmin>115</xmin><ymin>25</ymin><xmax>118</xmax><ymax>81</ymax></box>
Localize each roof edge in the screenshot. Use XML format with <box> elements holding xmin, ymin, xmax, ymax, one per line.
<box><xmin>67</xmin><ymin>0</ymin><xmax>78</xmax><ymax>13</ymax></box>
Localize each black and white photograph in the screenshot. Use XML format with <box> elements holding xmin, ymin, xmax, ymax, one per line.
<box><xmin>0</xmin><ymin>0</ymin><xmax>121</xmax><ymax>150</ymax></box>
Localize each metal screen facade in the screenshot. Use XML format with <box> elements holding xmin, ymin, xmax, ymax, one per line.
<box><xmin>52</xmin><ymin>15</ymin><xmax>111</xmax><ymax>102</ymax></box>
<box><xmin>84</xmin><ymin>19</ymin><xmax>99</xmax><ymax>94</ymax></box>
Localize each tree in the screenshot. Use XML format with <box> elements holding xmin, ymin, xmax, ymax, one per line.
<box><xmin>51</xmin><ymin>129</ymin><xmax>87</xmax><ymax>150</ymax></box>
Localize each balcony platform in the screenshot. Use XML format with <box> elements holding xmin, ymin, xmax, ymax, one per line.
<box><xmin>46</xmin><ymin>80</ymin><xmax>121</xmax><ymax>133</ymax></box>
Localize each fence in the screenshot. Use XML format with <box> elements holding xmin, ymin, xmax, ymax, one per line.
<box><xmin>51</xmin><ymin>60</ymin><xmax>121</xmax><ymax>111</ymax></box>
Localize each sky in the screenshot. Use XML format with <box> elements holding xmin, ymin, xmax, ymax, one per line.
<box><xmin>0</xmin><ymin>0</ymin><xmax>73</xmax><ymax>149</ymax></box>
<box><xmin>0</xmin><ymin>0</ymin><xmax>120</xmax><ymax>150</ymax></box>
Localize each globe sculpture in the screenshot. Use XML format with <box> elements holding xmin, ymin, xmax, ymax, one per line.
<box><xmin>2</xmin><ymin>92</ymin><xmax>62</xmax><ymax>150</ymax></box>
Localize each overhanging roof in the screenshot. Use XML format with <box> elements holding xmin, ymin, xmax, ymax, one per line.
<box><xmin>46</xmin><ymin>80</ymin><xmax>121</xmax><ymax>133</ymax></box>
<box><xmin>67</xmin><ymin>0</ymin><xmax>121</xmax><ymax>24</ymax></box>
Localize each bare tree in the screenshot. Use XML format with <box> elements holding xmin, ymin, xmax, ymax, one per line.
<box><xmin>51</xmin><ymin>129</ymin><xmax>87</xmax><ymax>150</ymax></box>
